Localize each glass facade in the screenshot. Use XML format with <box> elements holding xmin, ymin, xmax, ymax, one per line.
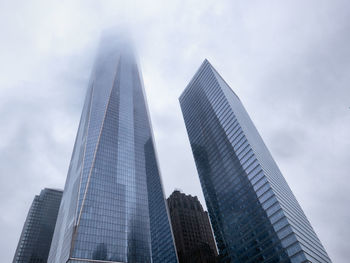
<box><xmin>13</xmin><ymin>188</ymin><xmax>63</xmax><ymax>263</ymax></box>
<box><xmin>48</xmin><ymin>34</ymin><xmax>178</xmax><ymax>263</ymax></box>
<box><xmin>179</xmin><ymin>60</ymin><xmax>332</xmax><ymax>263</ymax></box>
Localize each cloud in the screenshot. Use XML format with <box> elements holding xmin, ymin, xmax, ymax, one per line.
<box><xmin>0</xmin><ymin>0</ymin><xmax>349</xmax><ymax>262</ymax></box>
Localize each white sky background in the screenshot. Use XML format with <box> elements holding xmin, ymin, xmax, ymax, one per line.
<box><xmin>0</xmin><ymin>0</ymin><xmax>349</xmax><ymax>262</ymax></box>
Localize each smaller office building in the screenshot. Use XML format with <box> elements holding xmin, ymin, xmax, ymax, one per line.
<box><xmin>167</xmin><ymin>190</ymin><xmax>218</xmax><ymax>263</ymax></box>
<box><xmin>13</xmin><ymin>188</ymin><xmax>63</xmax><ymax>263</ymax></box>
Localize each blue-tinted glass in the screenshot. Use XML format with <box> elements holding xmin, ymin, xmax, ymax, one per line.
<box><xmin>48</xmin><ymin>34</ymin><xmax>178</xmax><ymax>263</ymax></box>
<box><xmin>13</xmin><ymin>189</ymin><xmax>63</xmax><ymax>263</ymax></box>
<box><xmin>179</xmin><ymin>60</ymin><xmax>331</xmax><ymax>263</ymax></box>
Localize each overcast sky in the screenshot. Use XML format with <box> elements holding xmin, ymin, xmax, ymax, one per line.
<box><xmin>0</xmin><ymin>0</ymin><xmax>349</xmax><ymax>262</ymax></box>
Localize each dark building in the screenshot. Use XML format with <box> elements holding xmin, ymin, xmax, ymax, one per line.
<box><xmin>13</xmin><ymin>188</ymin><xmax>63</xmax><ymax>263</ymax></box>
<box><xmin>167</xmin><ymin>190</ymin><xmax>217</xmax><ymax>263</ymax></box>
<box><xmin>48</xmin><ymin>32</ymin><xmax>178</xmax><ymax>263</ymax></box>
<box><xmin>179</xmin><ymin>59</ymin><xmax>332</xmax><ymax>262</ymax></box>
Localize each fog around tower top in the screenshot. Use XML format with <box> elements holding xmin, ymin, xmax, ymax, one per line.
<box><xmin>99</xmin><ymin>27</ymin><xmax>136</xmax><ymax>54</ymax></box>
<box><xmin>0</xmin><ymin>1</ymin><xmax>349</xmax><ymax>262</ymax></box>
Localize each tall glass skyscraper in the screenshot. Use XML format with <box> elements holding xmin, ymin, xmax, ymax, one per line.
<box><xmin>13</xmin><ymin>188</ymin><xmax>63</xmax><ymax>263</ymax></box>
<box><xmin>179</xmin><ymin>60</ymin><xmax>331</xmax><ymax>263</ymax></box>
<box><xmin>48</xmin><ymin>34</ymin><xmax>178</xmax><ymax>263</ymax></box>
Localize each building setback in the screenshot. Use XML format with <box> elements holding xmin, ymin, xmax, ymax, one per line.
<box><xmin>13</xmin><ymin>188</ymin><xmax>63</xmax><ymax>263</ymax></box>
<box><xmin>179</xmin><ymin>59</ymin><xmax>332</xmax><ymax>263</ymax></box>
<box><xmin>167</xmin><ymin>190</ymin><xmax>217</xmax><ymax>263</ymax></box>
<box><xmin>48</xmin><ymin>33</ymin><xmax>178</xmax><ymax>263</ymax></box>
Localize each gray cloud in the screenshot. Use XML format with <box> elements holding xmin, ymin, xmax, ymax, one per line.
<box><xmin>1</xmin><ymin>0</ymin><xmax>349</xmax><ymax>262</ymax></box>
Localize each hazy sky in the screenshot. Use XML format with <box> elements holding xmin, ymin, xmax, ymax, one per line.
<box><xmin>1</xmin><ymin>0</ymin><xmax>349</xmax><ymax>262</ymax></box>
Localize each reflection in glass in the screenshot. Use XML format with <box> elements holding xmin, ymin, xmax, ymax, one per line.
<box><xmin>48</xmin><ymin>33</ymin><xmax>178</xmax><ymax>263</ymax></box>
<box><xmin>179</xmin><ymin>60</ymin><xmax>332</xmax><ymax>263</ymax></box>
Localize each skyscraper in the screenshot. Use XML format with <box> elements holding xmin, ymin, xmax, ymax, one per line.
<box><xmin>167</xmin><ymin>190</ymin><xmax>217</xmax><ymax>263</ymax></box>
<box><xmin>48</xmin><ymin>33</ymin><xmax>178</xmax><ymax>263</ymax></box>
<box><xmin>179</xmin><ymin>59</ymin><xmax>331</xmax><ymax>263</ymax></box>
<box><xmin>13</xmin><ymin>188</ymin><xmax>63</xmax><ymax>263</ymax></box>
